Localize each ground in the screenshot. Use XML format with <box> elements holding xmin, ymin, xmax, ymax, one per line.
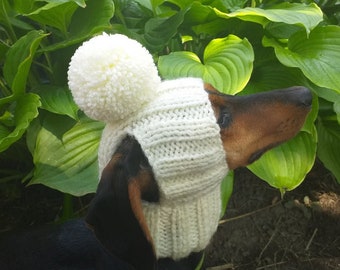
<box><xmin>1</xmin><ymin>161</ymin><xmax>339</xmax><ymax>270</ymax></box>
<box><xmin>205</xmin><ymin>161</ymin><xmax>340</xmax><ymax>270</ymax></box>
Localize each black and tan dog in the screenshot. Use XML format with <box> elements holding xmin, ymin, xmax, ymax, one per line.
<box><xmin>0</xmin><ymin>85</ymin><xmax>312</xmax><ymax>270</ymax></box>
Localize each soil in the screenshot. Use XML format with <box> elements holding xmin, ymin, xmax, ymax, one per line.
<box><xmin>1</xmin><ymin>160</ymin><xmax>340</xmax><ymax>270</ymax></box>
<box><xmin>205</xmin><ymin>161</ymin><xmax>340</xmax><ymax>270</ymax></box>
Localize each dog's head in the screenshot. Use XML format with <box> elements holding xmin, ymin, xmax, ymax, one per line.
<box><xmin>206</xmin><ymin>84</ymin><xmax>312</xmax><ymax>169</ymax></box>
<box><xmin>85</xmin><ymin>83</ymin><xmax>312</xmax><ymax>270</ymax></box>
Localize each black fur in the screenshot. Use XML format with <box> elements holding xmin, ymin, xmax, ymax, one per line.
<box><xmin>86</xmin><ymin>135</ymin><xmax>201</xmax><ymax>270</ymax></box>
<box><xmin>86</xmin><ymin>136</ymin><xmax>158</xmax><ymax>270</ymax></box>
<box><xmin>0</xmin><ymin>136</ymin><xmax>201</xmax><ymax>270</ymax></box>
<box><xmin>0</xmin><ymin>219</ymin><xmax>131</xmax><ymax>270</ymax></box>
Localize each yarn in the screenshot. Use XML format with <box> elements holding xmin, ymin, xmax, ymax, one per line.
<box><xmin>98</xmin><ymin>78</ymin><xmax>229</xmax><ymax>259</ymax></box>
<box><xmin>68</xmin><ymin>33</ymin><xmax>161</xmax><ymax>123</ymax></box>
<box><xmin>68</xmin><ymin>34</ymin><xmax>229</xmax><ymax>260</ymax></box>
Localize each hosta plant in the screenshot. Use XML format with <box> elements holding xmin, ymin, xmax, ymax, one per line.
<box><xmin>1</xmin><ymin>0</ymin><xmax>340</xmax><ymax>207</ymax></box>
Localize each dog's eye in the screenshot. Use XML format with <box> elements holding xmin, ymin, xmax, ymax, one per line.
<box><xmin>218</xmin><ymin>108</ymin><xmax>232</xmax><ymax>128</ymax></box>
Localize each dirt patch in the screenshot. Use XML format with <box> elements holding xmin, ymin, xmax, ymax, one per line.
<box><xmin>205</xmin><ymin>161</ymin><xmax>340</xmax><ymax>269</ymax></box>
<box><xmin>1</xmin><ymin>161</ymin><xmax>340</xmax><ymax>269</ymax></box>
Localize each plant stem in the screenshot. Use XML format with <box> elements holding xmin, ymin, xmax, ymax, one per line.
<box><xmin>61</xmin><ymin>193</ymin><xmax>74</xmax><ymax>221</ymax></box>
<box><xmin>1</xmin><ymin>0</ymin><xmax>17</xmax><ymax>42</ymax></box>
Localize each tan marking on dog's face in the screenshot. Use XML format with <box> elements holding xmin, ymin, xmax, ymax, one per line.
<box><xmin>208</xmin><ymin>86</ymin><xmax>312</xmax><ymax>170</ymax></box>
<box><xmin>128</xmin><ymin>169</ymin><xmax>155</xmax><ymax>253</ymax></box>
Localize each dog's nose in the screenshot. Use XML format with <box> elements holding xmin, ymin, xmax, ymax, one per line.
<box><xmin>290</xmin><ymin>86</ymin><xmax>313</xmax><ymax>107</ymax></box>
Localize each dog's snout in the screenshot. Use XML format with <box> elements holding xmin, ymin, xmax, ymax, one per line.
<box><xmin>289</xmin><ymin>86</ymin><xmax>312</xmax><ymax>107</ymax></box>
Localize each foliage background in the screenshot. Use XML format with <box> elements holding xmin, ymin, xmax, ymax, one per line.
<box><xmin>0</xmin><ymin>0</ymin><xmax>340</xmax><ymax>208</ymax></box>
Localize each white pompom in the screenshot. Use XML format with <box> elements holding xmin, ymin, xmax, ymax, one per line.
<box><xmin>68</xmin><ymin>33</ymin><xmax>161</xmax><ymax>123</ymax></box>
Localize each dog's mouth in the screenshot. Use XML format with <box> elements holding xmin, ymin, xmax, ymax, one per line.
<box><xmin>248</xmin><ymin>142</ymin><xmax>280</xmax><ymax>164</ymax></box>
<box><xmin>248</xmin><ymin>149</ymin><xmax>266</xmax><ymax>164</ymax></box>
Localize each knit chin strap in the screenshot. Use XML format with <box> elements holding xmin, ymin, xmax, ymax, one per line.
<box><xmin>142</xmin><ymin>183</ymin><xmax>223</xmax><ymax>259</ymax></box>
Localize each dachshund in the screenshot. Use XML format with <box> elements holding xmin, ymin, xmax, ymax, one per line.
<box><xmin>0</xmin><ymin>85</ymin><xmax>312</xmax><ymax>270</ymax></box>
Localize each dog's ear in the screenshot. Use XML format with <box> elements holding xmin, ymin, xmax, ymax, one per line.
<box><xmin>207</xmin><ymin>85</ymin><xmax>312</xmax><ymax>169</ymax></box>
<box><xmin>86</xmin><ymin>136</ymin><xmax>159</xmax><ymax>270</ymax></box>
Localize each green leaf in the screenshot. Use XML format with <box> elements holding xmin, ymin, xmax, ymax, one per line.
<box><xmin>215</xmin><ymin>3</ymin><xmax>323</xmax><ymax>34</ymax></box>
<box><xmin>313</xmin><ymin>85</ymin><xmax>340</xmax><ymax>104</ymax></box>
<box><xmin>30</xmin><ymin>116</ymin><xmax>104</xmax><ymax>195</ymax></box>
<box><xmin>0</xmin><ymin>0</ymin><xmax>10</xmax><ymax>23</ymax></box>
<box><xmin>0</xmin><ymin>93</ymin><xmax>41</xmax><ymax>152</ymax></box>
<box><xmin>181</xmin><ymin>2</ymin><xmax>227</xmax><ymax>37</ymax></box>
<box><xmin>245</xmin><ymin>57</ymin><xmax>306</xmax><ymax>93</ymax></box>
<box><xmin>0</xmin><ymin>40</ymin><xmax>9</xmax><ymax>62</ymax></box>
<box><xmin>158</xmin><ymin>35</ymin><xmax>254</xmax><ymax>94</ymax></box>
<box><xmin>69</xmin><ymin>0</ymin><xmax>114</xmax><ymax>39</ymax></box>
<box><xmin>302</xmin><ymin>93</ymin><xmax>318</xmax><ymax>135</ymax></box>
<box><xmin>263</xmin><ymin>26</ymin><xmax>340</xmax><ymax>93</ymax></box>
<box><xmin>248</xmin><ymin>130</ymin><xmax>317</xmax><ymax>194</ymax></box>
<box><xmin>317</xmin><ymin>117</ymin><xmax>340</xmax><ymax>183</ymax></box>
<box><xmin>70</xmin><ymin>0</ymin><xmax>86</xmax><ymax>8</ymax></box>
<box><xmin>41</xmin><ymin>0</ymin><xmax>114</xmax><ymax>52</ymax></box>
<box><xmin>27</xmin><ymin>2</ymin><xmax>78</xmax><ymax>34</ymax></box>
<box><xmin>164</xmin><ymin>0</ymin><xmax>193</xmax><ymax>9</ymax></box>
<box><xmin>114</xmin><ymin>0</ymin><xmax>153</xmax><ymax>30</ymax></box>
<box><xmin>12</xmin><ymin>0</ymin><xmax>37</xmax><ymax>14</ymax></box>
<box><xmin>265</xmin><ymin>22</ymin><xmax>303</xmax><ymax>40</ymax></box>
<box><xmin>0</xmin><ymin>110</ymin><xmax>14</xmax><ymax>127</ymax></box>
<box><xmin>3</xmin><ymin>30</ymin><xmax>47</xmax><ymax>98</ymax></box>
<box><xmin>183</xmin><ymin>2</ymin><xmax>217</xmax><ymax>25</ymax></box>
<box><xmin>220</xmin><ymin>171</ymin><xmax>234</xmax><ymax>218</ymax></box>
<box><xmin>144</xmin><ymin>9</ymin><xmax>187</xmax><ymax>52</ymax></box>
<box><xmin>0</xmin><ymin>0</ymin><xmax>16</xmax><ymax>42</ymax></box>
<box><xmin>335</xmin><ymin>101</ymin><xmax>340</xmax><ymax>124</ymax></box>
<box><xmin>36</xmin><ymin>85</ymin><xmax>78</xmax><ymax>120</ymax></box>
<box><xmin>0</xmin><ymin>125</ymin><xmax>11</xmax><ymax>141</ymax></box>
<box><xmin>213</xmin><ymin>0</ymin><xmax>248</xmax><ymax>12</ymax></box>
<box><xmin>194</xmin><ymin>253</ymin><xmax>205</xmax><ymax>270</ymax></box>
<box><xmin>134</xmin><ymin>0</ymin><xmax>153</xmax><ymax>11</ymax></box>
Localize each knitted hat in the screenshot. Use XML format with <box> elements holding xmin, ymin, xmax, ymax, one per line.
<box><xmin>68</xmin><ymin>33</ymin><xmax>229</xmax><ymax>260</ymax></box>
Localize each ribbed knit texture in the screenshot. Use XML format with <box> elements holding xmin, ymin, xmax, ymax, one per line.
<box><xmin>98</xmin><ymin>78</ymin><xmax>229</xmax><ymax>259</ymax></box>
<box><xmin>68</xmin><ymin>34</ymin><xmax>229</xmax><ymax>259</ymax></box>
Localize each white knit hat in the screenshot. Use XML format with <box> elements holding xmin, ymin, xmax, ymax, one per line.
<box><xmin>68</xmin><ymin>33</ymin><xmax>229</xmax><ymax>260</ymax></box>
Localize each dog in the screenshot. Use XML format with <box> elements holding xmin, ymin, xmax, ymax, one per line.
<box><xmin>0</xmin><ymin>85</ymin><xmax>312</xmax><ymax>270</ymax></box>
